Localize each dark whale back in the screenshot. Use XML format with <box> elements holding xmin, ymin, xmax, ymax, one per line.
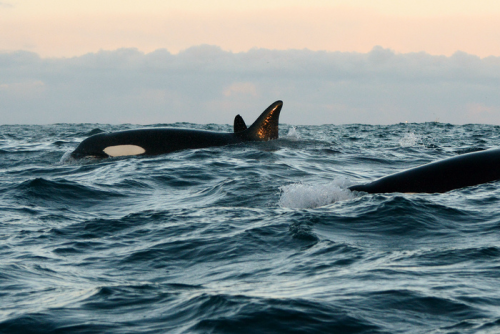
<box><xmin>73</xmin><ymin>128</ymin><xmax>240</xmax><ymax>158</ymax></box>
<box><xmin>349</xmin><ymin>148</ymin><xmax>500</xmax><ymax>193</ymax></box>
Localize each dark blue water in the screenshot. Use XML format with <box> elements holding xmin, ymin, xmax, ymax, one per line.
<box><xmin>2</xmin><ymin>122</ymin><xmax>500</xmax><ymax>334</ymax></box>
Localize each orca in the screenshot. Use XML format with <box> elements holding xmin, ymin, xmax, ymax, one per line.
<box><xmin>71</xmin><ymin>100</ymin><xmax>282</xmax><ymax>159</ymax></box>
<box><xmin>348</xmin><ymin>148</ymin><xmax>500</xmax><ymax>193</ymax></box>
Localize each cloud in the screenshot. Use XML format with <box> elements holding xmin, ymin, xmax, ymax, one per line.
<box><xmin>0</xmin><ymin>2</ymin><xmax>13</xmax><ymax>8</ymax></box>
<box><xmin>0</xmin><ymin>80</ymin><xmax>45</xmax><ymax>95</ymax></box>
<box><xmin>3</xmin><ymin>6</ymin><xmax>500</xmax><ymax>58</ymax></box>
<box><xmin>1</xmin><ymin>46</ymin><xmax>500</xmax><ymax>125</ymax></box>
<box><xmin>223</xmin><ymin>83</ymin><xmax>258</xmax><ymax>97</ymax></box>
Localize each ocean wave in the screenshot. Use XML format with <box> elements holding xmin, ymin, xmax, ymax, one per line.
<box><xmin>3</xmin><ymin>123</ymin><xmax>500</xmax><ymax>333</ymax></box>
<box><xmin>12</xmin><ymin>177</ymin><xmax>126</xmax><ymax>207</ymax></box>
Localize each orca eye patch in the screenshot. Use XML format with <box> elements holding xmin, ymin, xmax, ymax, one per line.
<box><xmin>103</xmin><ymin>145</ymin><xmax>146</xmax><ymax>157</ymax></box>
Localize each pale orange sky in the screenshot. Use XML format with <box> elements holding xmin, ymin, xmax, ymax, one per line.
<box><xmin>1</xmin><ymin>0</ymin><xmax>500</xmax><ymax>57</ymax></box>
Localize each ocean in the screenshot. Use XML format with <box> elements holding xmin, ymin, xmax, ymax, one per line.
<box><xmin>1</xmin><ymin>122</ymin><xmax>500</xmax><ymax>333</ymax></box>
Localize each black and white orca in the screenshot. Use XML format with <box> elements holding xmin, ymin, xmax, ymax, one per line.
<box><xmin>349</xmin><ymin>148</ymin><xmax>500</xmax><ymax>193</ymax></box>
<box><xmin>71</xmin><ymin>100</ymin><xmax>282</xmax><ymax>159</ymax></box>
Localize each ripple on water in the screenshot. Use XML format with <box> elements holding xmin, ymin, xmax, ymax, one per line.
<box><xmin>2</xmin><ymin>123</ymin><xmax>500</xmax><ymax>333</ymax></box>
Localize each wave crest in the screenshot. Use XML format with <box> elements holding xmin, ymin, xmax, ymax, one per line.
<box><xmin>279</xmin><ymin>180</ymin><xmax>355</xmax><ymax>209</ymax></box>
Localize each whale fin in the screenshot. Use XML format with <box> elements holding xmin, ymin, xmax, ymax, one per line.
<box><xmin>234</xmin><ymin>115</ymin><xmax>247</xmax><ymax>133</ymax></box>
<box><xmin>238</xmin><ymin>100</ymin><xmax>283</xmax><ymax>141</ymax></box>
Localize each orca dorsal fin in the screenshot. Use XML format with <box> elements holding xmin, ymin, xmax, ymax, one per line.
<box><xmin>237</xmin><ymin>101</ymin><xmax>283</xmax><ymax>141</ymax></box>
<box><xmin>234</xmin><ymin>114</ymin><xmax>248</xmax><ymax>133</ymax></box>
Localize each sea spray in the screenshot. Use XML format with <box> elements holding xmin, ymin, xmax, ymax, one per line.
<box><xmin>286</xmin><ymin>126</ymin><xmax>300</xmax><ymax>140</ymax></box>
<box><xmin>279</xmin><ymin>179</ymin><xmax>355</xmax><ymax>209</ymax></box>
<box><xmin>399</xmin><ymin>131</ymin><xmax>422</xmax><ymax>147</ymax></box>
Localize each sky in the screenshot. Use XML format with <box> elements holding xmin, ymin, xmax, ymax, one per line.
<box><xmin>1</xmin><ymin>0</ymin><xmax>500</xmax><ymax>124</ymax></box>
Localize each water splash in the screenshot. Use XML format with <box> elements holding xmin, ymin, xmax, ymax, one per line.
<box><xmin>285</xmin><ymin>126</ymin><xmax>300</xmax><ymax>140</ymax></box>
<box><xmin>59</xmin><ymin>151</ymin><xmax>75</xmax><ymax>164</ymax></box>
<box><xmin>399</xmin><ymin>131</ymin><xmax>421</xmax><ymax>147</ymax></box>
<box><xmin>279</xmin><ymin>179</ymin><xmax>355</xmax><ymax>209</ymax></box>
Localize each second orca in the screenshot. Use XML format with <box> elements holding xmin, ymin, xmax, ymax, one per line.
<box><xmin>349</xmin><ymin>148</ymin><xmax>500</xmax><ymax>193</ymax></box>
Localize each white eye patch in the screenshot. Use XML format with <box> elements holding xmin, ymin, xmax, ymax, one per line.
<box><xmin>103</xmin><ymin>145</ymin><xmax>146</xmax><ymax>157</ymax></box>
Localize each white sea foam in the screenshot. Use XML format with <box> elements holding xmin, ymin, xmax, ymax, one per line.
<box><xmin>285</xmin><ymin>126</ymin><xmax>300</xmax><ymax>140</ymax></box>
<box><xmin>279</xmin><ymin>179</ymin><xmax>356</xmax><ymax>209</ymax></box>
<box><xmin>59</xmin><ymin>150</ymin><xmax>99</xmax><ymax>164</ymax></box>
<box><xmin>60</xmin><ymin>151</ymin><xmax>75</xmax><ymax>164</ymax></box>
<box><xmin>399</xmin><ymin>131</ymin><xmax>421</xmax><ymax>147</ymax></box>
